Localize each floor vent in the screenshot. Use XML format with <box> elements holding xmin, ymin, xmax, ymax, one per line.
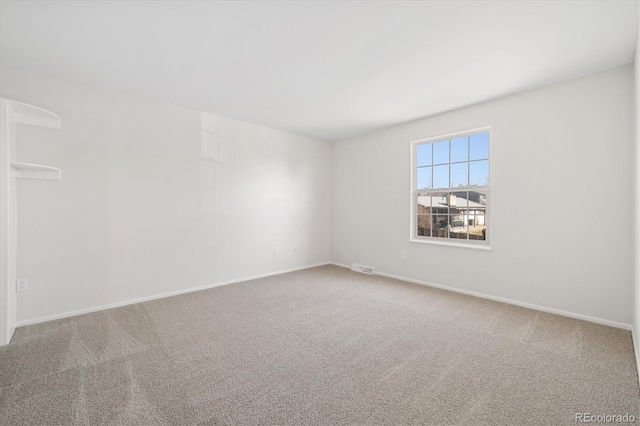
<box><xmin>351</xmin><ymin>264</ymin><xmax>374</xmax><ymax>275</ymax></box>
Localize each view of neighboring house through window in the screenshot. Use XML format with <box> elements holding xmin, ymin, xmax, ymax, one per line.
<box><xmin>412</xmin><ymin>128</ymin><xmax>490</xmax><ymax>245</ymax></box>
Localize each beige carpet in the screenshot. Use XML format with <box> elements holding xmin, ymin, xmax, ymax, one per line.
<box><xmin>0</xmin><ymin>265</ymin><xmax>638</xmax><ymax>425</ymax></box>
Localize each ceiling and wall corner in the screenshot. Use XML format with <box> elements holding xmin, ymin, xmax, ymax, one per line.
<box><xmin>0</xmin><ymin>1</ymin><xmax>637</xmax><ymax>141</ymax></box>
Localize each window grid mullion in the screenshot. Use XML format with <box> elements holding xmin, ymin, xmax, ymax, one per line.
<box><xmin>413</xmin><ymin>130</ymin><xmax>489</xmax><ymax>245</ymax></box>
<box><xmin>467</xmin><ymin>136</ymin><xmax>471</xmax><ymax>188</ymax></box>
<box><xmin>431</xmin><ymin>142</ymin><xmax>434</xmax><ymax>189</ymax></box>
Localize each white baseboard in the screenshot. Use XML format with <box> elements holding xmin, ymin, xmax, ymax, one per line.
<box><xmin>330</xmin><ymin>262</ymin><xmax>632</xmax><ymax>330</ymax></box>
<box><xmin>16</xmin><ymin>262</ymin><xmax>331</xmax><ymax>327</ymax></box>
<box><xmin>633</xmin><ymin>327</ymin><xmax>640</xmax><ymax>381</ymax></box>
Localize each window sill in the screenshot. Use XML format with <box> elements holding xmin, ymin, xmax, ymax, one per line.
<box><xmin>409</xmin><ymin>237</ymin><xmax>492</xmax><ymax>251</ymax></box>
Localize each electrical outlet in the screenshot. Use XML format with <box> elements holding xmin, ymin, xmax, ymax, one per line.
<box><xmin>400</xmin><ymin>250</ymin><xmax>406</xmax><ymax>260</ymax></box>
<box><xmin>273</xmin><ymin>247</ymin><xmax>278</xmax><ymax>256</ymax></box>
<box><xmin>16</xmin><ymin>277</ymin><xmax>28</xmax><ymax>292</ymax></box>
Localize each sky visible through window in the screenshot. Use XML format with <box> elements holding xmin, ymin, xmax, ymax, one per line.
<box><xmin>416</xmin><ymin>132</ymin><xmax>489</xmax><ymax>189</ymax></box>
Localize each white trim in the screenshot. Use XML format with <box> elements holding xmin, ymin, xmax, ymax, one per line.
<box><xmin>11</xmin><ymin>162</ymin><xmax>61</xmax><ymax>181</ymax></box>
<box><xmin>633</xmin><ymin>327</ymin><xmax>640</xmax><ymax>383</ymax></box>
<box><xmin>8</xmin><ymin>99</ymin><xmax>61</xmax><ymax>129</ymax></box>
<box><xmin>1</xmin><ymin>99</ymin><xmax>63</xmax><ymax>346</ymax></box>
<box><xmin>409</xmin><ymin>238</ymin><xmax>492</xmax><ymax>250</ymax></box>
<box><xmin>16</xmin><ymin>262</ymin><xmax>330</xmax><ymax>327</ymax></box>
<box><xmin>329</xmin><ymin>262</ymin><xmax>631</xmax><ymax>330</ymax></box>
<box><xmin>410</xmin><ymin>126</ymin><xmax>492</xmax><ymax>145</ymax></box>
<box><xmin>410</xmin><ymin>126</ymin><xmax>491</xmax><ymax>248</ymax></box>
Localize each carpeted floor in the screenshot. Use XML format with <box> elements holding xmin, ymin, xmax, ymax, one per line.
<box><xmin>0</xmin><ymin>265</ymin><xmax>638</xmax><ymax>425</ymax></box>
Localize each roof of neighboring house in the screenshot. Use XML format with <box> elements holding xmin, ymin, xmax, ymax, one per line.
<box><xmin>417</xmin><ymin>194</ymin><xmax>485</xmax><ymax>210</ymax></box>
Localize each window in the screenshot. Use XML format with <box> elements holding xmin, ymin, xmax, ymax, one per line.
<box><xmin>411</xmin><ymin>128</ymin><xmax>490</xmax><ymax>248</ymax></box>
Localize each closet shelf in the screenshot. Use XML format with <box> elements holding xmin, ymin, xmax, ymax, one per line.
<box><xmin>11</xmin><ymin>162</ymin><xmax>61</xmax><ymax>181</ymax></box>
<box><xmin>1</xmin><ymin>98</ymin><xmax>63</xmax><ymax>346</ymax></box>
<box><xmin>10</xmin><ymin>100</ymin><xmax>61</xmax><ymax>129</ymax></box>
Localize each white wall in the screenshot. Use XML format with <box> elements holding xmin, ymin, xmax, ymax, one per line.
<box><xmin>331</xmin><ymin>65</ymin><xmax>634</xmax><ymax>326</ymax></box>
<box><xmin>634</xmin><ymin>9</ymin><xmax>640</xmax><ymax>361</ymax></box>
<box><xmin>1</xmin><ymin>63</ymin><xmax>634</xmax><ymax>327</ymax></box>
<box><xmin>0</xmin><ymin>66</ymin><xmax>331</xmax><ymax>323</ymax></box>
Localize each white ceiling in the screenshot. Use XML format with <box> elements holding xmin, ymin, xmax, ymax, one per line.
<box><xmin>1</xmin><ymin>1</ymin><xmax>638</xmax><ymax>141</ymax></box>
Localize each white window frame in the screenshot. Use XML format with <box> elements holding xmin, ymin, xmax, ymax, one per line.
<box><xmin>410</xmin><ymin>126</ymin><xmax>492</xmax><ymax>250</ymax></box>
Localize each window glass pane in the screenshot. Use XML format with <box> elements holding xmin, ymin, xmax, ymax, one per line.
<box><xmin>417</xmin><ymin>213</ymin><xmax>432</xmax><ymax>236</ymax></box>
<box><xmin>451</xmin><ymin>191</ymin><xmax>468</xmax><ymax>209</ymax></box>
<box><xmin>470</xmin><ymin>133</ymin><xmax>489</xmax><ymax>160</ymax></box>
<box><xmin>449</xmin><ymin>214</ymin><xmax>468</xmax><ymax>240</ymax></box>
<box><xmin>469</xmin><ymin>160</ymin><xmax>489</xmax><ymax>186</ymax></box>
<box><xmin>451</xmin><ymin>193</ymin><xmax>469</xmax><ymax>240</ymax></box>
<box><xmin>417</xmin><ymin>192</ymin><xmax>432</xmax><ymax>237</ymax></box>
<box><xmin>433</xmin><ymin>164</ymin><xmax>449</xmax><ymax>189</ymax></box>
<box><xmin>432</xmin><ymin>215</ymin><xmax>448</xmax><ymax>238</ymax></box>
<box><xmin>417</xmin><ymin>193</ymin><xmax>431</xmax><ymax>208</ymax></box>
<box><xmin>467</xmin><ymin>188</ymin><xmax>487</xmax><ymax>240</ymax></box>
<box><xmin>450</xmin><ymin>162</ymin><xmax>468</xmax><ymax>187</ymax></box>
<box><xmin>416</xmin><ymin>143</ymin><xmax>432</xmax><ymax>167</ymax></box>
<box><xmin>431</xmin><ymin>192</ymin><xmax>449</xmax><ymax>214</ymax></box>
<box><xmin>433</xmin><ymin>140</ymin><xmax>449</xmax><ymax>165</ymax></box>
<box><xmin>449</xmin><ymin>215</ymin><xmax>464</xmax><ymax>229</ymax></box>
<box><xmin>450</xmin><ymin>137</ymin><xmax>468</xmax><ymax>163</ymax></box>
<box><xmin>465</xmin><ymin>189</ymin><xmax>485</xmax><ymax>206</ymax></box>
<box><xmin>417</xmin><ymin>167</ymin><xmax>432</xmax><ymax>189</ymax></box>
<box><xmin>444</xmin><ymin>191</ymin><xmax>460</xmax><ymax>209</ymax></box>
<box><xmin>430</xmin><ymin>191</ymin><xmax>447</xmax><ymax>211</ymax></box>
